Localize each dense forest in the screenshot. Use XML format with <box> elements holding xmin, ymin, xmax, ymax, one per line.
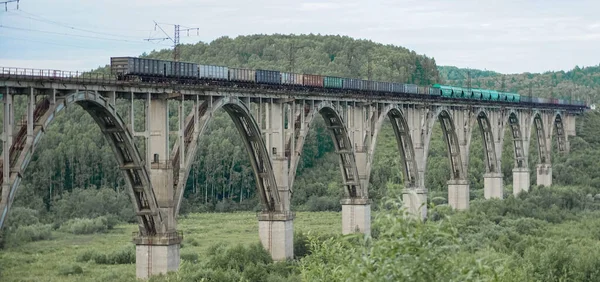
<box><xmin>2</xmin><ymin>34</ymin><xmax>600</xmax><ymax>281</ymax></box>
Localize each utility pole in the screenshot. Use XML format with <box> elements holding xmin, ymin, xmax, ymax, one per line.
<box><xmin>467</xmin><ymin>69</ymin><xmax>471</xmax><ymax>90</ymax></box>
<box><xmin>287</xmin><ymin>40</ymin><xmax>305</xmax><ymax>73</ymax></box>
<box><xmin>1</xmin><ymin>0</ymin><xmax>19</xmax><ymax>11</ymax></box>
<box><xmin>367</xmin><ymin>53</ymin><xmax>372</xmax><ymax>81</ymax></box>
<box><xmin>145</xmin><ymin>21</ymin><xmax>199</xmax><ymax>77</ymax></box>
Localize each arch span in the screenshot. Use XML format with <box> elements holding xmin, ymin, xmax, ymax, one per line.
<box><xmin>467</xmin><ymin>110</ymin><xmax>499</xmax><ymax>174</ymax></box>
<box><xmin>531</xmin><ymin>112</ymin><xmax>550</xmax><ymax>164</ymax></box>
<box><xmin>288</xmin><ymin>101</ymin><xmax>363</xmax><ymax>198</ymax></box>
<box><xmin>506</xmin><ymin>112</ymin><xmax>528</xmax><ymax>168</ymax></box>
<box><xmin>551</xmin><ymin>113</ymin><xmax>568</xmax><ymax>153</ymax></box>
<box><xmin>0</xmin><ymin>91</ymin><xmax>164</xmax><ymax>235</ymax></box>
<box><xmin>423</xmin><ymin>109</ymin><xmax>465</xmax><ymax>181</ymax></box>
<box><xmin>367</xmin><ymin>105</ymin><xmax>418</xmax><ymax>188</ymax></box>
<box><xmin>173</xmin><ymin>96</ymin><xmax>281</xmax><ymax>217</ymax></box>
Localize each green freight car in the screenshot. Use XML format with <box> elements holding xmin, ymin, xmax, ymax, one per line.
<box><xmin>432</xmin><ymin>84</ymin><xmax>453</xmax><ymax>97</ymax></box>
<box><xmin>324</xmin><ymin>76</ymin><xmax>343</xmax><ymax>89</ymax></box>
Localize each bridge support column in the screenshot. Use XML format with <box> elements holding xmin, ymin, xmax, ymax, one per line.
<box><xmin>448</xmin><ymin>179</ymin><xmax>469</xmax><ymax>210</ymax></box>
<box><xmin>341</xmin><ymin>198</ymin><xmax>371</xmax><ymax>235</ymax></box>
<box><xmin>258</xmin><ymin>212</ymin><xmax>294</xmax><ymax>261</ymax></box>
<box><xmin>513</xmin><ymin>168</ymin><xmax>530</xmax><ymax>195</ymax></box>
<box><xmin>536</xmin><ymin>164</ymin><xmax>552</xmax><ymax>187</ymax></box>
<box><xmin>402</xmin><ymin>187</ymin><xmax>427</xmax><ymax>220</ymax></box>
<box><xmin>483</xmin><ymin>173</ymin><xmax>503</xmax><ymax>199</ymax></box>
<box><xmin>133</xmin><ymin>233</ymin><xmax>182</xmax><ymax>279</ymax></box>
<box><xmin>135</xmin><ymin>95</ymin><xmax>181</xmax><ymax>279</ymax></box>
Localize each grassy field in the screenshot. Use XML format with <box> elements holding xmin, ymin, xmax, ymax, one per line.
<box><xmin>0</xmin><ymin>211</ymin><xmax>341</xmax><ymax>282</ymax></box>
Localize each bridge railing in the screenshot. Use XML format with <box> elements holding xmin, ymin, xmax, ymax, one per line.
<box><xmin>0</xmin><ymin>67</ymin><xmax>116</xmax><ymax>83</ymax></box>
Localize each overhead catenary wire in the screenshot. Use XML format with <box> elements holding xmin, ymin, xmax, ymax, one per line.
<box><xmin>0</xmin><ymin>24</ymin><xmax>171</xmax><ymax>45</ymax></box>
<box><xmin>7</xmin><ymin>9</ymin><xmax>157</xmax><ymax>40</ymax></box>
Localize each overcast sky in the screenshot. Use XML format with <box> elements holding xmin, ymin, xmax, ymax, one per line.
<box><xmin>1</xmin><ymin>0</ymin><xmax>599</xmax><ymax>74</ymax></box>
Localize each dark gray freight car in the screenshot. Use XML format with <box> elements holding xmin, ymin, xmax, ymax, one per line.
<box><xmin>256</xmin><ymin>69</ymin><xmax>281</xmax><ymax>84</ymax></box>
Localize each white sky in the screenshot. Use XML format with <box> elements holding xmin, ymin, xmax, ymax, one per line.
<box><xmin>1</xmin><ymin>0</ymin><xmax>599</xmax><ymax>74</ymax></box>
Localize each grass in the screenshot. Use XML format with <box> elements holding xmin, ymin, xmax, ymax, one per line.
<box><xmin>0</xmin><ymin>211</ymin><xmax>340</xmax><ymax>282</ymax></box>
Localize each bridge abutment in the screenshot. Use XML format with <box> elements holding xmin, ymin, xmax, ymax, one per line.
<box><xmin>536</xmin><ymin>164</ymin><xmax>552</xmax><ymax>186</ymax></box>
<box><xmin>513</xmin><ymin>167</ymin><xmax>530</xmax><ymax>195</ymax></box>
<box><xmin>448</xmin><ymin>179</ymin><xmax>469</xmax><ymax>210</ymax></box>
<box><xmin>258</xmin><ymin>212</ymin><xmax>294</xmax><ymax>260</ymax></box>
<box><xmin>484</xmin><ymin>173</ymin><xmax>503</xmax><ymax>199</ymax></box>
<box><xmin>341</xmin><ymin>198</ymin><xmax>371</xmax><ymax>235</ymax></box>
<box><xmin>402</xmin><ymin>187</ymin><xmax>427</xmax><ymax>220</ymax></box>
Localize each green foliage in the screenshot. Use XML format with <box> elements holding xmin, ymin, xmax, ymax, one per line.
<box><xmin>76</xmin><ymin>245</ymin><xmax>135</xmax><ymax>265</ymax></box>
<box><xmin>59</xmin><ymin>216</ymin><xmax>116</xmax><ymax>235</ymax></box>
<box><xmin>58</xmin><ymin>264</ymin><xmax>83</xmax><ymax>276</ymax></box>
<box><xmin>52</xmin><ymin>187</ymin><xmax>135</xmax><ymax>224</ymax></box>
<box><xmin>3</xmin><ymin>224</ymin><xmax>53</xmax><ymax>247</ymax></box>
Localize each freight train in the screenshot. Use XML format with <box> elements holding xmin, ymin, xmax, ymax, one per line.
<box><xmin>110</xmin><ymin>57</ymin><xmax>588</xmax><ymax>108</ymax></box>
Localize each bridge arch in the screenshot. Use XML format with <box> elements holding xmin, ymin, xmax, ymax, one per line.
<box><xmin>505</xmin><ymin>111</ymin><xmax>528</xmax><ymax>168</ymax></box>
<box><xmin>288</xmin><ymin>101</ymin><xmax>363</xmax><ymax>199</ymax></box>
<box><xmin>551</xmin><ymin>112</ymin><xmax>568</xmax><ymax>153</ymax></box>
<box><xmin>531</xmin><ymin>112</ymin><xmax>550</xmax><ymax>164</ymax></box>
<box><xmin>0</xmin><ymin>91</ymin><xmax>164</xmax><ymax>236</ymax></box>
<box><xmin>423</xmin><ymin>108</ymin><xmax>465</xmax><ymax>181</ymax></box>
<box><xmin>173</xmin><ymin>96</ymin><xmax>281</xmax><ymax>217</ymax></box>
<box><xmin>367</xmin><ymin>105</ymin><xmax>418</xmax><ymax>188</ymax></box>
<box><xmin>467</xmin><ymin>110</ymin><xmax>499</xmax><ymax>174</ymax></box>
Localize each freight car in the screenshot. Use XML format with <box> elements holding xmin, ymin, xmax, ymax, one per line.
<box><xmin>109</xmin><ymin>56</ymin><xmax>587</xmax><ymax>109</ymax></box>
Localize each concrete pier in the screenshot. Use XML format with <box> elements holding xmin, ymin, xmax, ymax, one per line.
<box><xmin>484</xmin><ymin>173</ymin><xmax>504</xmax><ymax>199</ymax></box>
<box><xmin>258</xmin><ymin>212</ymin><xmax>294</xmax><ymax>261</ymax></box>
<box><xmin>513</xmin><ymin>167</ymin><xmax>530</xmax><ymax>195</ymax></box>
<box><xmin>134</xmin><ymin>233</ymin><xmax>182</xmax><ymax>279</ymax></box>
<box><xmin>536</xmin><ymin>164</ymin><xmax>552</xmax><ymax>187</ymax></box>
<box><xmin>402</xmin><ymin>187</ymin><xmax>428</xmax><ymax>220</ymax></box>
<box><xmin>341</xmin><ymin>198</ymin><xmax>371</xmax><ymax>235</ymax></box>
<box><xmin>448</xmin><ymin>179</ymin><xmax>469</xmax><ymax>210</ymax></box>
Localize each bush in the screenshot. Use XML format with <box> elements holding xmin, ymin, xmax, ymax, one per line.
<box><xmin>304</xmin><ymin>195</ymin><xmax>340</xmax><ymax>212</ymax></box>
<box><xmin>181</xmin><ymin>252</ymin><xmax>199</xmax><ymax>263</ymax></box>
<box><xmin>75</xmin><ymin>245</ymin><xmax>135</xmax><ymax>265</ymax></box>
<box><xmin>59</xmin><ymin>216</ymin><xmax>111</xmax><ymax>235</ymax></box>
<box><xmin>4</xmin><ymin>224</ymin><xmax>53</xmax><ymax>247</ymax></box>
<box><xmin>58</xmin><ymin>264</ymin><xmax>83</xmax><ymax>276</ymax></box>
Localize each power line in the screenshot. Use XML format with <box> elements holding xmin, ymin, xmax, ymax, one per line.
<box><xmin>0</xmin><ymin>24</ymin><xmax>170</xmax><ymax>45</ymax></box>
<box><xmin>9</xmin><ymin>9</ymin><xmax>146</xmax><ymax>40</ymax></box>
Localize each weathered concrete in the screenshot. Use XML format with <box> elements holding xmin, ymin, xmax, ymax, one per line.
<box><xmin>484</xmin><ymin>173</ymin><xmax>503</xmax><ymax>199</ymax></box>
<box><xmin>258</xmin><ymin>212</ymin><xmax>294</xmax><ymax>261</ymax></box>
<box><xmin>134</xmin><ymin>234</ymin><xmax>182</xmax><ymax>279</ymax></box>
<box><xmin>448</xmin><ymin>179</ymin><xmax>469</xmax><ymax>210</ymax></box>
<box><xmin>536</xmin><ymin>164</ymin><xmax>553</xmax><ymax>187</ymax></box>
<box><xmin>402</xmin><ymin>187</ymin><xmax>427</xmax><ymax>220</ymax></box>
<box><xmin>341</xmin><ymin>198</ymin><xmax>371</xmax><ymax>235</ymax></box>
<box><xmin>513</xmin><ymin>167</ymin><xmax>530</xmax><ymax>195</ymax></box>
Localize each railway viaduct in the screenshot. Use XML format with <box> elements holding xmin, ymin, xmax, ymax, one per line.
<box><xmin>0</xmin><ymin>70</ymin><xmax>584</xmax><ymax>279</ymax></box>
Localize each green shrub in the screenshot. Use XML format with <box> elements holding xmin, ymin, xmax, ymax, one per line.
<box><xmin>75</xmin><ymin>245</ymin><xmax>135</xmax><ymax>265</ymax></box>
<box><xmin>305</xmin><ymin>195</ymin><xmax>340</xmax><ymax>212</ymax></box>
<box><xmin>59</xmin><ymin>216</ymin><xmax>111</xmax><ymax>234</ymax></box>
<box><xmin>4</xmin><ymin>224</ymin><xmax>53</xmax><ymax>247</ymax></box>
<box><xmin>58</xmin><ymin>264</ymin><xmax>83</xmax><ymax>276</ymax></box>
<box><xmin>181</xmin><ymin>252</ymin><xmax>199</xmax><ymax>263</ymax></box>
